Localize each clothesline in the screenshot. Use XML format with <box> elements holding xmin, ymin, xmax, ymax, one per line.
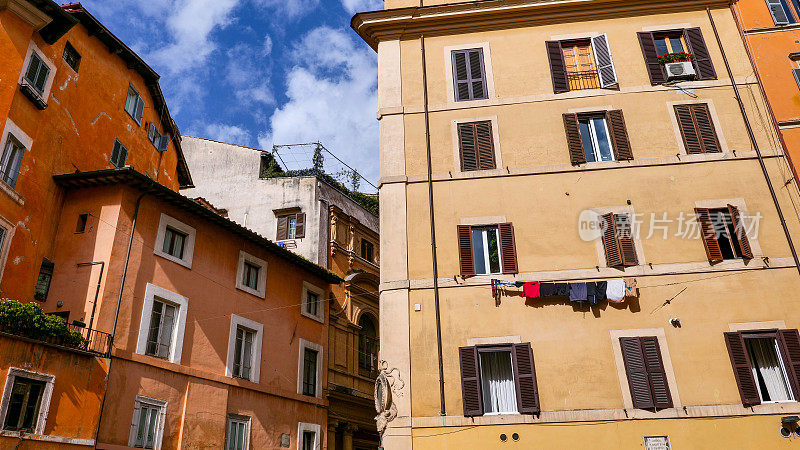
<box><xmin>491</xmin><ymin>278</ymin><xmax>637</xmax><ymax>307</ymax></box>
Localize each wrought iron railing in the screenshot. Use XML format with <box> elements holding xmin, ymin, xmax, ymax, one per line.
<box><xmin>567</xmin><ymin>70</ymin><xmax>601</xmax><ymax>90</ymax></box>
<box><xmin>67</xmin><ymin>324</ymin><xmax>112</xmax><ymax>357</ymax></box>
<box><xmin>0</xmin><ymin>321</ymin><xmax>111</xmax><ymax>357</ymax></box>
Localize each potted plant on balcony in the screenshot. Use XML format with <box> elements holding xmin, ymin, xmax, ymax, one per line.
<box><xmin>658</xmin><ymin>52</ymin><xmax>696</xmax><ymax>81</ymax></box>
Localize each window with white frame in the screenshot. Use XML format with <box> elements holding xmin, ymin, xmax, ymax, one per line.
<box><xmin>154</xmin><ymin>213</ymin><xmax>196</xmax><ymax>269</ymax></box>
<box><xmin>18</xmin><ymin>43</ymin><xmax>55</xmax><ymax>108</ymax></box>
<box><xmin>0</xmin><ymin>216</ymin><xmax>13</xmax><ymax>285</ymax></box>
<box><xmin>23</xmin><ymin>52</ymin><xmax>50</xmax><ymax>95</ymax></box>
<box><xmin>236</xmin><ymin>251</ymin><xmax>266</xmax><ymax>298</ymax></box>
<box><xmin>125</xmin><ymin>84</ymin><xmax>145</xmax><ymax>124</ymax></box>
<box><xmin>471</xmin><ymin>226</ymin><xmax>501</xmax><ymax>275</ymax></box>
<box><xmin>226</xmin><ymin>415</ymin><xmax>250</xmax><ymax>450</ymax></box>
<box><xmin>301</xmin><ymin>282</ymin><xmax>324</xmax><ymax>322</ymax></box>
<box><xmin>578</xmin><ymin>115</ymin><xmax>614</xmax><ymax>162</ymax></box>
<box><xmin>297</xmin><ymin>339</ymin><xmax>322</xmax><ymax>398</ymax></box>
<box><xmin>111</xmin><ymin>139</ymin><xmax>128</xmax><ymax>168</ymax></box>
<box><xmin>0</xmin><ymin>368</ymin><xmax>55</xmax><ymax>435</ymax></box>
<box><xmin>297</xmin><ymin>423</ymin><xmax>320</xmax><ymax>450</ymax></box>
<box><xmin>226</xmin><ymin>315</ymin><xmax>263</xmax><ymax>382</ymax></box>
<box><xmin>745</xmin><ymin>335</ymin><xmax>794</xmax><ymax>403</ymax></box>
<box><xmin>479</xmin><ymin>349</ymin><xmax>518</xmax><ymax>414</ymax></box>
<box><xmin>0</xmin><ymin>135</ymin><xmax>25</xmax><ymax>188</ymax></box>
<box><xmin>129</xmin><ymin>396</ymin><xmax>166</xmax><ymax>449</ymax></box>
<box><xmin>136</xmin><ymin>283</ymin><xmax>188</xmax><ymax>364</ymax></box>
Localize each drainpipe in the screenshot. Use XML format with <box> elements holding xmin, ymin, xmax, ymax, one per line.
<box><xmin>76</xmin><ymin>261</ymin><xmax>105</xmax><ymax>330</ymax></box>
<box><xmin>706</xmin><ymin>8</ymin><xmax>800</xmax><ymax>276</ymax></box>
<box><xmin>421</xmin><ymin>35</ymin><xmax>447</xmax><ymax>417</ymax></box>
<box><xmin>111</xmin><ymin>193</ymin><xmax>146</xmax><ymax>344</ymax></box>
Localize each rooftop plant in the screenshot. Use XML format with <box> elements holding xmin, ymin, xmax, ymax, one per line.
<box><xmin>0</xmin><ymin>299</ymin><xmax>85</xmax><ymax>348</ymax></box>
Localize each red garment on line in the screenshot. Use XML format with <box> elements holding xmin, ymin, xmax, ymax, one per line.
<box><xmin>523</xmin><ymin>282</ymin><xmax>540</xmax><ymax>299</ymax></box>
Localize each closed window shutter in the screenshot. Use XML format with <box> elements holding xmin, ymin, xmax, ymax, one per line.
<box><xmin>475</xmin><ymin>121</ymin><xmax>496</xmax><ymax>170</ymax></box>
<box><xmin>591</xmin><ymin>34</ymin><xmax>618</xmax><ymax>88</ymax></box>
<box><xmin>641</xmin><ymin>337</ymin><xmax>673</xmax><ymax>409</ymax></box>
<box><xmin>794</xmin><ymin>68</ymin><xmax>800</xmax><ymax>91</ymax></box>
<box><xmin>468</xmin><ymin>49</ymin><xmax>487</xmax><ymax>100</ymax></box>
<box><xmin>135</xmin><ymin>97</ymin><xmax>145</xmax><ymax>123</ymax></box>
<box><xmin>512</xmin><ymin>343</ymin><xmax>540</xmax><ymax>414</ymax></box>
<box><xmin>601</xmin><ymin>213</ymin><xmax>623</xmax><ymax>267</ymax></box>
<box><xmin>777</xmin><ymin>329</ymin><xmax>800</xmax><ymax>399</ymax></box>
<box><xmin>545</xmin><ymin>41</ymin><xmax>569</xmax><ymax>93</ymax></box>
<box><xmin>637</xmin><ymin>32</ymin><xmax>666</xmax><ymax>85</ymax></box>
<box><xmin>684</xmin><ymin>27</ymin><xmax>716</xmax><ymax>80</ymax></box>
<box><xmin>694</xmin><ymin>207</ymin><xmax>723</xmax><ymax>263</ymax></box>
<box><xmin>148</xmin><ymin>123</ymin><xmax>156</xmax><ymax>142</ymax></box>
<box><xmin>458</xmin><ymin>121</ymin><xmax>495</xmax><ymax>171</ymax></box>
<box><xmin>451</xmin><ymin>49</ymin><xmax>487</xmax><ymax>101</ymax></box>
<box><xmin>620</xmin><ymin>337</ymin><xmax>655</xmax><ymax>409</ymax></box>
<box><xmin>606</xmin><ymin>110</ymin><xmax>633</xmax><ymax>161</ymax></box>
<box><xmin>295</xmin><ymin>212</ymin><xmax>306</xmax><ymax>238</ymax></box>
<box><xmin>277</xmin><ymin>216</ymin><xmax>288</xmax><ymax>240</ymax></box>
<box><xmin>674</xmin><ymin>105</ymin><xmax>703</xmax><ymax>154</ymax></box>
<box><xmin>767</xmin><ymin>0</ymin><xmax>792</xmax><ymax>24</ymax></box>
<box><xmin>616</xmin><ymin>214</ymin><xmax>638</xmax><ymax>267</ymax></box>
<box><xmin>457</xmin><ymin>225</ymin><xmax>475</xmax><ymax>277</ymax></box>
<box><xmin>452</xmin><ymin>51</ymin><xmax>470</xmax><ymax>101</ymax></box>
<box><xmin>459</xmin><ymin>346</ymin><xmax>483</xmax><ymax>416</ymax></box>
<box><xmin>724</xmin><ymin>332</ymin><xmax>761</xmax><ymax>406</ymax></box>
<box><xmin>563</xmin><ymin>114</ymin><xmax>586</xmax><ymax>165</ymax></box>
<box><xmin>727</xmin><ymin>204</ymin><xmax>753</xmax><ymax>259</ymax></box>
<box><xmin>158</xmin><ymin>135</ymin><xmax>170</xmax><ymax>152</ymax></box>
<box><xmin>119</xmin><ymin>145</ymin><xmax>128</xmax><ymax>167</ymax></box>
<box><xmin>457</xmin><ymin>123</ymin><xmax>478</xmax><ymax>171</ymax></box>
<box><xmin>692</xmin><ymin>104</ymin><xmax>721</xmax><ymax>153</ymax></box>
<box><xmin>498</xmin><ymin>223</ymin><xmax>518</xmax><ymax>274</ymax></box>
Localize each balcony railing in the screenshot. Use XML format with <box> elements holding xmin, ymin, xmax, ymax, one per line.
<box><xmin>0</xmin><ymin>321</ymin><xmax>112</xmax><ymax>357</ymax></box>
<box><xmin>67</xmin><ymin>324</ymin><xmax>112</xmax><ymax>357</ymax></box>
<box><xmin>567</xmin><ymin>70</ymin><xmax>601</xmax><ymax>91</ymax></box>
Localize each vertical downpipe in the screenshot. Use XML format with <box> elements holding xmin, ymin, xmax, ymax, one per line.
<box><xmin>421</xmin><ymin>35</ymin><xmax>448</xmax><ymax>418</ymax></box>
<box><xmin>706</xmin><ymin>8</ymin><xmax>800</xmax><ymax>275</ymax></box>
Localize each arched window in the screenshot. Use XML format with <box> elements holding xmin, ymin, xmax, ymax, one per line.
<box><xmin>358</xmin><ymin>315</ymin><xmax>378</xmax><ymax>377</ymax></box>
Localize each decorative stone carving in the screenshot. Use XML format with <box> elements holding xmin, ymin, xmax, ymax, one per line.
<box><xmin>374</xmin><ymin>360</ymin><xmax>404</xmax><ymax>436</ymax></box>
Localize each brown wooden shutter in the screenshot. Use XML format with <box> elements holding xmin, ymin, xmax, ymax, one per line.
<box><xmin>727</xmin><ymin>204</ymin><xmax>752</xmax><ymax>259</ymax></box>
<box><xmin>616</xmin><ymin>214</ymin><xmax>638</xmax><ymax>267</ymax></box>
<box><xmin>778</xmin><ymin>329</ymin><xmax>800</xmax><ymax>400</ymax></box>
<box><xmin>459</xmin><ymin>346</ymin><xmax>483</xmax><ymax>416</ymax></box>
<box><xmin>498</xmin><ymin>223</ymin><xmax>518</xmax><ymax>274</ymax></box>
<box><xmin>475</xmin><ymin>121</ymin><xmax>496</xmax><ymax>170</ymax></box>
<box><xmin>674</xmin><ymin>105</ymin><xmax>703</xmax><ymax>154</ymax></box>
<box><xmin>563</xmin><ymin>113</ymin><xmax>586</xmax><ymax>165</ymax></box>
<box><xmin>724</xmin><ymin>332</ymin><xmax>761</xmax><ymax>406</ymax></box>
<box><xmin>277</xmin><ymin>216</ymin><xmax>288</xmax><ymax>240</ymax></box>
<box><xmin>601</xmin><ymin>213</ymin><xmax>623</xmax><ymax>267</ymax></box>
<box><xmin>458</xmin><ymin>121</ymin><xmax>495</xmax><ymax>171</ymax></box>
<box><xmin>457</xmin><ymin>225</ymin><xmax>475</xmax><ymax>277</ymax></box>
<box><xmin>684</xmin><ymin>27</ymin><xmax>716</xmax><ymax>80</ymax></box>
<box><xmin>637</xmin><ymin>32</ymin><xmax>666</xmax><ymax>85</ymax></box>
<box><xmin>546</xmin><ymin>41</ymin><xmax>569</xmax><ymax>93</ymax></box>
<box><xmin>620</xmin><ymin>337</ymin><xmax>654</xmax><ymax>409</ymax></box>
<box><xmin>641</xmin><ymin>337</ymin><xmax>673</xmax><ymax>409</ymax></box>
<box><xmin>692</xmin><ymin>104</ymin><xmax>721</xmax><ymax>153</ymax></box>
<box><xmin>295</xmin><ymin>212</ymin><xmax>306</xmax><ymax>238</ymax></box>
<box><xmin>606</xmin><ymin>110</ymin><xmax>633</xmax><ymax>161</ymax></box>
<box><xmin>694</xmin><ymin>208</ymin><xmax>723</xmax><ymax>263</ymax></box>
<box><xmin>512</xmin><ymin>343</ymin><xmax>540</xmax><ymax>415</ymax></box>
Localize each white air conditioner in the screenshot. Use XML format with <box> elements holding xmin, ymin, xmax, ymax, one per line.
<box><xmin>664</xmin><ymin>61</ymin><xmax>696</xmax><ymax>80</ymax></box>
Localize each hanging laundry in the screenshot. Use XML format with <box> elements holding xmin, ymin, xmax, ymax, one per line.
<box><xmin>586</xmin><ymin>282</ymin><xmax>598</xmax><ymax>305</ymax></box>
<box><xmin>596</xmin><ymin>281</ymin><xmax>607</xmax><ymax>304</ymax></box>
<box><xmin>569</xmin><ymin>282</ymin><xmax>587</xmax><ymax>303</ymax></box>
<box><xmin>606</xmin><ymin>279</ymin><xmax>625</xmax><ymax>303</ymax></box>
<box><xmin>523</xmin><ymin>282</ymin><xmax>541</xmax><ymax>299</ymax></box>
<box><xmin>554</xmin><ymin>283</ymin><xmax>570</xmax><ymax>296</ymax></box>
<box><xmin>540</xmin><ymin>282</ymin><xmax>556</xmax><ymax>297</ymax></box>
<box><xmin>515</xmin><ymin>281</ymin><xmax>525</xmax><ymax>288</ymax></box>
<box><xmin>623</xmin><ymin>277</ymin><xmax>638</xmax><ymax>298</ymax></box>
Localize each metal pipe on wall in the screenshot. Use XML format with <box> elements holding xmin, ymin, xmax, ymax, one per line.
<box><xmin>76</xmin><ymin>261</ymin><xmax>105</xmax><ymax>330</ymax></box>
<box><xmin>706</xmin><ymin>7</ymin><xmax>800</xmax><ymax>276</ymax></box>
<box><xmin>111</xmin><ymin>192</ymin><xmax>146</xmax><ymax>343</ymax></box>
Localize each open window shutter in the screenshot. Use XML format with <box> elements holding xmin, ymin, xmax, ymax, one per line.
<box><xmin>692</xmin><ymin>104</ymin><xmax>721</xmax><ymax>153</ymax></box>
<box><xmin>457</xmin><ymin>225</ymin><xmax>475</xmax><ymax>277</ymax></box>
<box><xmin>727</xmin><ymin>204</ymin><xmax>753</xmax><ymax>259</ymax></box>
<box><xmin>459</xmin><ymin>346</ymin><xmax>483</xmax><ymax>416</ymax></box>
<box><xmin>158</xmin><ymin>135</ymin><xmax>170</xmax><ymax>152</ymax></box>
<box><xmin>277</xmin><ymin>216</ymin><xmax>288</xmax><ymax>240</ymax></box>
<box><xmin>545</xmin><ymin>41</ymin><xmax>569</xmax><ymax>93</ymax></box>
<box><xmin>512</xmin><ymin>343</ymin><xmax>540</xmax><ymax>414</ymax></box>
<box><xmin>724</xmin><ymin>332</ymin><xmax>761</xmax><ymax>406</ymax></box>
<box><xmin>620</xmin><ymin>337</ymin><xmax>655</xmax><ymax>409</ymax></box>
<box><xmin>767</xmin><ymin>0</ymin><xmax>792</xmax><ymax>24</ymax></box>
<box><xmin>135</xmin><ymin>97</ymin><xmax>145</xmax><ymax>123</ymax></box>
<box><xmin>498</xmin><ymin>223</ymin><xmax>518</xmax><ymax>274</ymax></box>
<box><xmin>457</xmin><ymin>123</ymin><xmax>478</xmax><ymax>171</ymax></box>
<box><xmin>601</xmin><ymin>213</ymin><xmax>623</xmax><ymax>267</ymax></box>
<box><xmin>777</xmin><ymin>329</ymin><xmax>800</xmax><ymax>399</ymax></box>
<box><xmin>468</xmin><ymin>49</ymin><xmax>487</xmax><ymax>100</ymax></box>
<box><xmin>794</xmin><ymin>69</ymin><xmax>800</xmax><ymax>91</ymax></box>
<box><xmin>148</xmin><ymin>123</ymin><xmax>156</xmax><ymax>142</ymax></box>
<box><xmin>295</xmin><ymin>213</ymin><xmax>306</xmax><ymax>238</ymax></box>
<box><xmin>606</xmin><ymin>110</ymin><xmax>633</xmax><ymax>161</ymax></box>
<box><xmin>637</xmin><ymin>32</ymin><xmax>666</xmax><ymax>85</ymax></box>
<box><xmin>591</xmin><ymin>34</ymin><xmax>618</xmax><ymax>88</ymax></box>
<box><xmin>474</xmin><ymin>121</ymin><xmax>496</xmax><ymax>170</ymax></box>
<box><xmin>616</xmin><ymin>214</ymin><xmax>638</xmax><ymax>267</ymax></box>
<box><xmin>563</xmin><ymin>114</ymin><xmax>585</xmax><ymax>165</ymax></box>
<box><xmin>35</xmin><ymin>63</ymin><xmax>49</xmax><ymax>93</ymax></box>
<box><xmin>641</xmin><ymin>337</ymin><xmax>673</xmax><ymax>409</ymax></box>
<box><xmin>684</xmin><ymin>27</ymin><xmax>716</xmax><ymax>80</ymax></box>
<box><xmin>7</xmin><ymin>148</ymin><xmax>24</xmax><ymax>188</ymax></box>
<box><xmin>694</xmin><ymin>208</ymin><xmax>723</xmax><ymax>263</ymax></box>
<box><xmin>119</xmin><ymin>144</ymin><xmax>128</xmax><ymax>166</ymax></box>
<box><xmin>674</xmin><ymin>105</ymin><xmax>703</xmax><ymax>154</ymax></box>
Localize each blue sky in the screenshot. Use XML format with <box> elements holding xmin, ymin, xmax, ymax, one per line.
<box><xmin>75</xmin><ymin>0</ymin><xmax>382</xmax><ymax>184</ymax></box>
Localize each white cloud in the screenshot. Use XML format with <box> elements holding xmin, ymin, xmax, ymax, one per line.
<box><xmin>225</xmin><ymin>44</ymin><xmax>276</xmax><ymax>106</ymax></box>
<box><xmin>260</xmin><ymin>27</ymin><xmax>378</xmax><ymax>184</ymax></box>
<box><xmin>340</xmin><ymin>0</ymin><xmax>383</xmax><ymax>14</ymax></box>
<box><xmin>253</xmin><ymin>0</ymin><xmax>319</xmax><ymax>19</ymax></box>
<box><xmin>203</xmin><ymin>123</ymin><xmax>252</xmax><ymax>145</ymax></box>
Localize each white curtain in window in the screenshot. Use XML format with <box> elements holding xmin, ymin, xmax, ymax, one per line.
<box><xmin>480</xmin><ymin>351</ymin><xmax>517</xmax><ymax>413</ymax></box>
<box><xmin>748</xmin><ymin>338</ymin><xmax>793</xmax><ymax>402</ymax></box>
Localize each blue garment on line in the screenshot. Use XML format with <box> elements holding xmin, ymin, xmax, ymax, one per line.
<box><xmin>569</xmin><ymin>282</ymin><xmax>587</xmax><ymax>303</ymax></box>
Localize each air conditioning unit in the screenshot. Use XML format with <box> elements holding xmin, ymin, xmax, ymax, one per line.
<box><xmin>664</xmin><ymin>61</ymin><xmax>696</xmax><ymax>81</ymax></box>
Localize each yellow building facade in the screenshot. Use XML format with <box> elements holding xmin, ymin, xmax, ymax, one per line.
<box><xmin>353</xmin><ymin>0</ymin><xmax>800</xmax><ymax>448</ymax></box>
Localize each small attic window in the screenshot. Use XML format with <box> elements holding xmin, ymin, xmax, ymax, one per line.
<box><xmin>63</xmin><ymin>42</ymin><xmax>81</xmax><ymax>72</ymax></box>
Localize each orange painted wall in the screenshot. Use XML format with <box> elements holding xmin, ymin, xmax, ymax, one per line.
<box><xmin>0</xmin><ymin>7</ymin><xmax>181</xmax><ymax>304</ymax></box>
<box><xmin>49</xmin><ymin>183</ymin><xmax>332</xmax><ymax>448</ymax></box>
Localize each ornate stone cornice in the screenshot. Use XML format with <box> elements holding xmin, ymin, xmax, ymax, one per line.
<box><xmin>352</xmin><ymin>0</ymin><xmax>732</xmax><ymax>50</ymax></box>
<box><xmin>0</xmin><ymin>0</ymin><xmax>52</xmax><ymax>29</ymax></box>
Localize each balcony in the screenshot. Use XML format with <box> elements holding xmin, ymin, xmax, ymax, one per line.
<box><xmin>567</xmin><ymin>70</ymin><xmax>601</xmax><ymax>91</ymax></box>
